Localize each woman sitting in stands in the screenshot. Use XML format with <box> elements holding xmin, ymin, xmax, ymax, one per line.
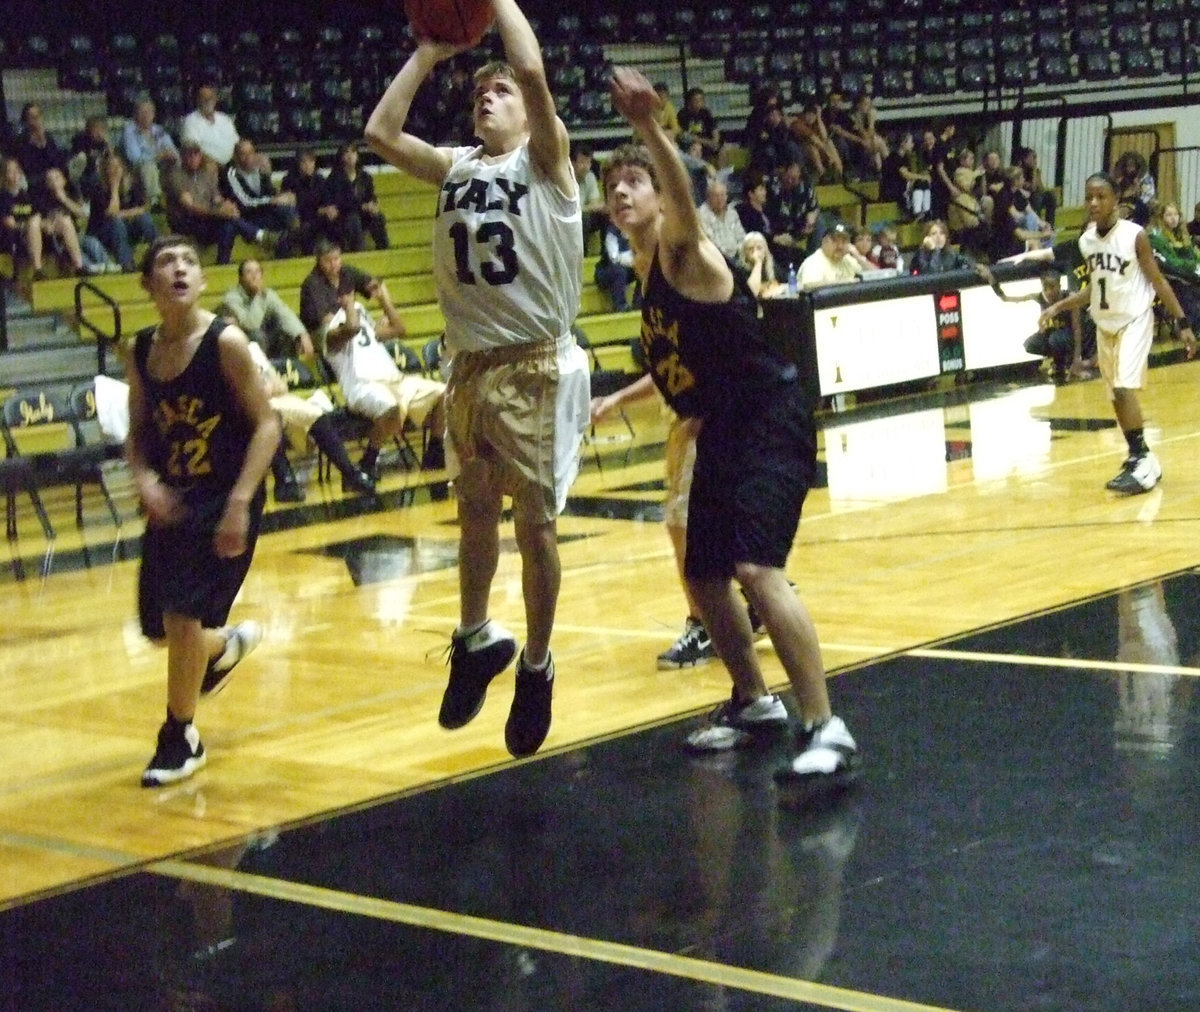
<box><xmin>1148</xmin><ymin>202</ymin><xmax>1200</xmax><ymax>328</ymax></box>
<box><xmin>909</xmin><ymin>219</ymin><xmax>974</xmax><ymax>275</ymax></box>
<box><xmin>736</xmin><ymin>231</ymin><xmax>785</xmax><ymax>298</ymax></box>
<box><xmin>86</xmin><ymin>151</ymin><xmax>159</xmax><ymax>274</ymax></box>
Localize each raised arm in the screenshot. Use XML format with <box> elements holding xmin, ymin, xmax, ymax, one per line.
<box><xmin>610</xmin><ymin>67</ymin><xmax>702</xmax><ymax>253</ymax></box>
<box><xmin>364</xmin><ymin>42</ymin><xmax>461</xmax><ymax>186</ymax></box>
<box><xmin>491</xmin><ymin>0</ymin><xmax>573</xmax><ymax>193</ymax></box>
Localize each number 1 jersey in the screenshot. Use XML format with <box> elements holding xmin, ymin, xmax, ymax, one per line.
<box><xmin>433</xmin><ymin>143</ymin><xmax>582</xmax><ymax>354</ymax></box>
<box><xmin>1078</xmin><ymin>218</ymin><xmax>1154</xmax><ymax>333</ymax></box>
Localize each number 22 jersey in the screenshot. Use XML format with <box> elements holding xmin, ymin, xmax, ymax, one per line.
<box><xmin>433</xmin><ymin>143</ymin><xmax>582</xmax><ymax>354</ymax></box>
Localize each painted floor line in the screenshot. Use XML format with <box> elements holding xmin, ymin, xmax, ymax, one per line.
<box><xmin>909</xmin><ymin>647</ymin><xmax>1200</xmax><ymax>678</ymax></box>
<box><xmin>151</xmin><ymin>860</ymin><xmax>971</xmax><ymax>1012</ymax></box>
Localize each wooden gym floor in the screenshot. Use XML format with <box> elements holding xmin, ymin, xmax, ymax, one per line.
<box><xmin>4</xmin><ymin>349</ymin><xmax>1200</xmax><ymax>1011</ymax></box>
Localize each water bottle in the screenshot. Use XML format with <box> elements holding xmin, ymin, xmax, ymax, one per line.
<box><xmin>787</xmin><ymin>263</ymin><xmax>799</xmax><ymax>297</ymax></box>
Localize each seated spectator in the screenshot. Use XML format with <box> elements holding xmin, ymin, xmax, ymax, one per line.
<box><xmin>789</xmin><ymin>103</ymin><xmax>842</xmax><ymax>183</ymax></box>
<box><xmin>1188</xmin><ymin>201</ymin><xmax>1200</xmax><ymax>243</ymax></box>
<box><xmin>120</xmin><ymin>98</ymin><xmax>179</xmax><ymax>210</ymax></box>
<box><xmin>322</xmin><ymin>293</ymin><xmax>446</xmax><ymax>476</ymax></box>
<box><xmin>571</xmin><ymin>142</ymin><xmax>606</xmax><ymax>251</ymax></box>
<box><xmin>69</xmin><ymin>115</ymin><xmax>111</xmax><ymax>195</ymax></box>
<box><xmin>849</xmin><ymin>227</ymin><xmax>876</xmax><ymax>269</ymax></box>
<box><xmin>1016</xmin><ymin>147</ymin><xmax>1057</xmax><ymax>226</ymax></box>
<box><xmin>798</xmin><ymin>221</ymin><xmax>862</xmax><ymax>290</ymax></box>
<box><xmin>281</xmin><ymin>148</ymin><xmax>329</xmax><ymax>255</ymax></box>
<box><xmin>881</xmin><ymin>132</ymin><xmax>929</xmax><ymax>221</ymax></box>
<box><xmin>38</xmin><ymin>164</ymin><xmax>115</xmax><ymax>273</ymax></box>
<box><xmin>735</xmin><ymin>169</ymin><xmax>774</xmax><ymax>243</ymax></box>
<box><xmin>245</xmin><ymin>339</ymin><xmax>377</xmax><ymax>502</ymax></box>
<box><xmin>909</xmin><ymin>219</ymin><xmax>974</xmax><ymax>275</ymax></box>
<box><xmin>678</xmin><ymin>87</ymin><xmax>722</xmax><ymax>164</ymax></box>
<box><xmin>1</xmin><ymin>156</ymin><xmax>89</xmax><ymax>279</ymax></box>
<box><xmin>217</xmin><ymin>258</ymin><xmax>314</xmax><ymax>359</ymax></box>
<box><xmin>1113</xmin><ymin>150</ymin><xmax>1155</xmax><ymax>226</ymax></box>
<box><xmin>679</xmin><ymin>136</ymin><xmax>715</xmax><ymax>206</ymax></box>
<box><xmin>824</xmin><ymin>92</ymin><xmax>870</xmax><ymax>180</ymax></box>
<box><xmin>13</xmin><ymin>104</ymin><xmax>70</xmax><ymax>198</ymax></box>
<box><xmin>594</xmin><ymin>221</ymin><xmax>636</xmax><ymax>311</ymax></box>
<box><xmin>181</xmin><ymin>83</ymin><xmax>240</xmax><ymax>167</ymax></box>
<box><xmin>745</xmin><ymin>90</ymin><xmax>798</xmax><ymax>175</ymax></box>
<box><xmin>697</xmin><ymin>177</ymin><xmax>746</xmax><ymax>258</ymax></box>
<box><xmin>765</xmin><ymin>159</ymin><xmax>820</xmax><ymax>265</ymax></box>
<box><xmin>977</xmin><ymin>264</ymin><xmax>1088</xmax><ymax>383</ymax></box>
<box><xmin>298</xmin><ymin>239</ymin><xmax>445</xmax><ymax>477</ymax></box>
<box><xmin>982</xmin><ymin>149</ymin><xmax>1007</xmax><ymax>207</ymax></box>
<box><xmin>1148</xmin><ymin>202</ymin><xmax>1200</xmax><ymax>327</ymax></box>
<box><xmin>222</xmin><ymin>138</ymin><xmax>299</xmax><ymax>256</ymax></box>
<box><xmin>85</xmin><ymin>150</ymin><xmax>158</xmax><ymax>273</ymax></box>
<box><xmin>164</xmin><ymin>141</ymin><xmax>264</xmax><ymax>265</ymax></box>
<box><xmin>321</xmin><ymin>143</ymin><xmax>389</xmax><ymax>253</ymax></box>
<box><xmin>736</xmin><ymin>231</ymin><xmax>785</xmax><ymax>298</ymax></box>
<box><xmin>990</xmin><ymin>166</ymin><xmax>1053</xmax><ymax>261</ymax></box>
<box><xmin>870</xmin><ymin>224</ymin><xmax>902</xmax><ymax>270</ymax></box>
<box><xmin>848</xmin><ymin>94</ymin><xmax>888</xmax><ymax>178</ymax></box>
<box><xmin>948</xmin><ymin>149</ymin><xmax>990</xmax><ymax>260</ymax></box>
<box><xmin>713</xmin><ymin>144</ymin><xmax>744</xmax><ymax>201</ymax></box>
<box><xmin>652</xmin><ymin>82</ymin><xmax>681</xmax><ymax>142</ymax></box>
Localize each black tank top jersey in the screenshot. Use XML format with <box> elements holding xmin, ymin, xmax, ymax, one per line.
<box><xmin>134</xmin><ymin>317</ymin><xmax>253</xmax><ymax>508</ymax></box>
<box><xmin>638</xmin><ymin>250</ymin><xmax>798</xmax><ymax>419</ymax></box>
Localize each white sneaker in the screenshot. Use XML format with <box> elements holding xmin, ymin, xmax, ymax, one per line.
<box><xmin>1131</xmin><ymin>452</ymin><xmax>1162</xmax><ymax>490</ymax></box>
<box><xmin>685</xmin><ymin>692</ymin><xmax>789</xmax><ymax>752</ymax></box>
<box><xmin>777</xmin><ymin>715</ymin><xmax>860</xmax><ymax>781</ymax></box>
<box><xmin>1106</xmin><ymin>452</ymin><xmax>1161</xmax><ymax>494</ymax></box>
<box><xmin>200</xmin><ymin>620</ymin><xmax>263</xmax><ymax>697</ymax></box>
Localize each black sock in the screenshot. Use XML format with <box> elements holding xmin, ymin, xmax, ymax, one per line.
<box><xmin>309</xmin><ymin>414</ymin><xmax>361</xmax><ymax>478</ymax></box>
<box><xmin>270</xmin><ymin>445</ymin><xmax>294</xmax><ymax>487</ymax></box>
<box><xmin>360</xmin><ymin>443</ymin><xmax>379</xmax><ymax>472</ymax></box>
<box><xmin>421</xmin><ymin>434</ymin><xmax>445</xmax><ymax>470</ymax></box>
<box><xmin>1125</xmin><ymin>428</ymin><xmax>1148</xmax><ymax>457</ymax></box>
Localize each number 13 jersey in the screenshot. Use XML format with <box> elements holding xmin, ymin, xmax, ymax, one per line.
<box><xmin>433</xmin><ymin>143</ymin><xmax>582</xmax><ymax>354</ymax></box>
<box><xmin>1078</xmin><ymin>218</ymin><xmax>1154</xmax><ymax>333</ymax></box>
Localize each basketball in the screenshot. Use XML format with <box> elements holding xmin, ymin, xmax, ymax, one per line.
<box><xmin>405</xmin><ymin>0</ymin><xmax>495</xmax><ymax>46</ymax></box>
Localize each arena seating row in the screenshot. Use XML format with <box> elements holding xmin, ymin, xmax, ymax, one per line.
<box><xmin>20</xmin><ymin>170</ymin><xmax>642</xmax><ymax>372</ymax></box>
<box><xmin>5</xmin><ymin>0</ymin><xmax>1198</xmax><ymax>147</ymax></box>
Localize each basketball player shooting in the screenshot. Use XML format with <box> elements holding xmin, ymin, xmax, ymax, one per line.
<box><xmin>364</xmin><ymin>0</ymin><xmax>590</xmax><ymax>758</ymax></box>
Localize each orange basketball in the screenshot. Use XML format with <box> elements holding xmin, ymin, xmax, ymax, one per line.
<box><xmin>404</xmin><ymin>0</ymin><xmax>496</xmax><ymax>46</ymax></box>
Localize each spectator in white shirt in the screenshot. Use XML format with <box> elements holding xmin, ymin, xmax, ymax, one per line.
<box><xmin>180</xmin><ymin>83</ymin><xmax>239</xmax><ymax>167</ymax></box>
<box><xmin>798</xmin><ymin>221</ymin><xmax>862</xmax><ymax>291</ymax></box>
<box><xmin>697</xmin><ymin>178</ymin><xmax>746</xmax><ymax>258</ymax></box>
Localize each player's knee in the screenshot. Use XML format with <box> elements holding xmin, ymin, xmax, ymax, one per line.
<box><xmin>734</xmin><ymin>561</ymin><xmax>771</xmax><ymax>591</ymax></box>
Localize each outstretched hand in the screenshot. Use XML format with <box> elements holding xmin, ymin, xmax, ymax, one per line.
<box><xmin>1182</xmin><ymin>325</ymin><xmax>1197</xmax><ymax>360</ymax></box>
<box><xmin>413</xmin><ymin>38</ymin><xmax>476</xmax><ymax>64</ymax></box>
<box><xmin>609</xmin><ymin>67</ymin><xmax>662</xmax><ymax>127</ymax></box>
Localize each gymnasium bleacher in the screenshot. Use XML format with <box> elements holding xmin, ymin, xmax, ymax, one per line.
<box><xmin>4</xmin><ymin>1</ymin><xmax>1199</xmax><ymax>392</ymax></box>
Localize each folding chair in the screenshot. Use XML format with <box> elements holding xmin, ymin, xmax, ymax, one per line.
<box><xmin>574</xmin><ymin>329</ymin><xmax>639</xmax><ymax>471</ymax></box>
<box><xmin>2</xmin><ymin>386</ymin><xmax>121</xmax><ymax>537</ymax></box>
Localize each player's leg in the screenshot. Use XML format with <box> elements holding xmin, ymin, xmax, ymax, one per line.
<box><xmin>658</xmin><ymin>418</ymin><xmax>716</xmax><ymax>670</ymax></box>
<box><xmin>1104</xmin><ymin>315</ymin><xmax>1158</xmax><ymax>493</ymax></box>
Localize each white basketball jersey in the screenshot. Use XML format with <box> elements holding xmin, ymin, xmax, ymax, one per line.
<box><xmin>433</xmin><ymin>143</ymin><xmax>582</xmax><ymax>354</ymax></box>
<box><xmin>324</xmin><ymin>302</ymin><xmax>398</xmax><ymax>401</ymax></box>
<box><xmin>1078</xmin><ymin>219</ymin><xmax>1154</xmax><ymax>332</ymax></box>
